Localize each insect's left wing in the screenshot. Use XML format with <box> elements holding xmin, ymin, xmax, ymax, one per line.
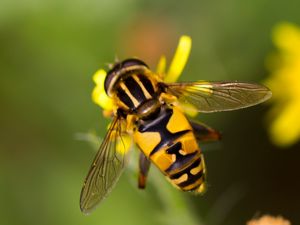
<box><xmin>80</xmin><ymin>116</ymin><xmax>129</xmax><ymax>214</ymax></box>
<box><xmin>165</xmin><ymin>81</ymin><xmax>272</xmax><ymax>113</ymax></box>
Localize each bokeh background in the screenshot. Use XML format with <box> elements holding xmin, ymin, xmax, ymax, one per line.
<box><xmin>1</xmin><ymin>0</ymin><xmax>300</xmax><ymax>225</ymax></box>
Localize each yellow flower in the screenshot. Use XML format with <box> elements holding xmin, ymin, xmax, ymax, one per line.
<box><xmin>157</xmin><ymin>35</ymin><xmax>192</xmax><ymax>83</ymax></box>
<box><xmin>91</xmin><ymin>35</ymin><xmax>193</xmax><ymax>154</ymax></box>
<box><xmin>92</xmin><ymin>69</ymin><xmax>114</xmax><ymax>111</ymax></box>
<box><xmin>265</xmin><ymin>22</ymin><xmax>300</xmax><ymax>147</ymax></box>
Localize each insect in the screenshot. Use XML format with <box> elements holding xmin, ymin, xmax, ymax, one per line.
<box><xmin>80</xmin><ymin>58</ymin><xmax>271</xmax><ymax>214</ymax></box>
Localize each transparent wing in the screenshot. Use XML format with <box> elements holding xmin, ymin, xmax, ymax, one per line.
<box><xmin>165</xmin><ymin>81</ymin><xmax>272</xmax><ymax>113</ymax></box>
<box><xmin>80</xmin><ymin>116</ymin><xmax>128</xmax><ymax>214</ymax></box>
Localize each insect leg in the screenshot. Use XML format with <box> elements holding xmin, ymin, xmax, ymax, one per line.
<box><xmin>138</xmin><ymin>153</ymin><xmax>151</xmax><ymax>189</ymax></box>
<box><xmin>189</xmin><ymin>120</ymin><xmax>221</xmax><ymax>143</ymax></box>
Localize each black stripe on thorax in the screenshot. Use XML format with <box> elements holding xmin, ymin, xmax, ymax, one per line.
<box><xmin>137</xmin><ymin>74</ymin><xmax>155</xmax><ymax>96</ymax></box>
<box><xmin>117</xmin><ymin>87</ymin><xmax>135</xmax><ymax>109</ymax></box>
<box><xmin>124</xmin><ymin>76</ymin><xmax>147</xmax><ymax>103</ymax></box>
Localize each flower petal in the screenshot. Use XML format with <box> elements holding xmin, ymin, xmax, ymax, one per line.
<box><xmin>92</xmin><ymin>87</ymin><xmax>114</xmax><ymax>110</ymax></box>
<box><xmin>93</xmin><ymin>69</ymin><xmax>107</xmax><ymax>87</ymax></box>
<box><xmin>265</xmin><ymin>22</ymin><xmax>300</xmax><ymax>147</ymax></box>
<box><xmin>269</xmin><ymin>101</ymin><xmax>300</xmax><ymax>147</ymax></box>
<box><xmin>106</xmin><ymin>122</ymin><xmax>132</xmax><ymax>155</ymax></box>
<box><xmin>116</xmin><ymin>135</ymin><xmax>132</xmax><ymax>155</ymax></box>
<box><xmin>91</xmin><ymin>69</ymin><xmax>114</xmax><ymax>110</ymax></box>
<box><xmin>273</xmin><ymin>22</ymin><xmax>300</xmax><ymax>54</ymax></box>
<box><xmin>165</xmin><ymin>35</ymin><xmax>192</xmax><ymax>83</ymax></box>
<box><xmin>156</xmin><ymin>55</ymin><xmax>167</xmax><ymax>76</ymax></box>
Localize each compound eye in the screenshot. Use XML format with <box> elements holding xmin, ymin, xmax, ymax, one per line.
<box><xmin>104</xmin><ymin>69</ymin><xmax>118</xmax><ymax>95</ymax></box>
<box><xmin>104</xmin><ymin>58</ymin><xmax>149</xmax><ymax>95</ymax></box>
<box><xmin>122</xmin><ymin>58</ymin><xmax>148</xmax><ymax>69</ymax></box>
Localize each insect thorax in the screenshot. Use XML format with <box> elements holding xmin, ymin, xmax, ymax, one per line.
<box><xmin>115</xmin><ymin>72</ymin><xmax>162</xmax><ymax>117</ymax></box>
<box><xmin>104</xmin><ymin>58</ymin><xmax>163</xmax><ymax>118</ymax></box>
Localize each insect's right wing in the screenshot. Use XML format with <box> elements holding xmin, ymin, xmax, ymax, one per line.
<box><xmin>80</xmin><ymin>116</ymin><xmax>129</xmax><ymax>214</ymax></box>
<box><xmin>165</xmin><ymin>81</ymin><xmax>272</xmax><ymax>113</ymax></box>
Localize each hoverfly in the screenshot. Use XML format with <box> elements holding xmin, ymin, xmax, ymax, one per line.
<box><xmin>80</xmin><ymin>58</ymin><xmax>271</xmax><ymax>214</ymax></box>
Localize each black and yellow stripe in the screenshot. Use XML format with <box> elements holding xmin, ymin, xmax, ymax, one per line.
<box><xmin>133</xmin><ymin>105</ymin><xmax>206</xmax><ymax>193</ymax></box>
<box><xmin>116</xmin><ymin>74</ymin><xmax>157</xmax><ymax>111</ymax></box>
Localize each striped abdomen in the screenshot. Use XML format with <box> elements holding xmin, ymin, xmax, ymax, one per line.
<box><xmin>133</xmin><ymin>106</ymin><xmax>206</xmax><ymax>192</ymax></box>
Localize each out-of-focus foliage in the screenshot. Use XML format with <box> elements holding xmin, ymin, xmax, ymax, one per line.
<box><xmin>265</xmin><ymin>22</ymin><xmax>300</xmax><ymax>147</ymax></box>
<box><xmin>1</xmin><ymin>0</ymin><xmax>300</xmax><ymax>225</ymax></box>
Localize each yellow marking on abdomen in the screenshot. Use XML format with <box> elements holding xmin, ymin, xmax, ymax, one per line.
<box><xmin>150</xmin><ymin>146</ymin><xmax>173</xmax><ymax>171</ymax></box>
<box><xmin>173</xmin><ymin>174</ymin><xmax>188</xmax><ymax>184</ymax></box>
<box><xmin>178</xmin><ymin>131</ymin><xmax>199</xmax><ymax>155</ymax></box>
<box><xmin>134</xmin><ymin>131</ymin><xmax>161</xmax><ymax>156</ymax></box>
<box><xmin>166</xmin><ymin>106</ymin><xmax>192</xmax><ymax>133</ymax></box>
<box><xmin>181</xmin><ymin>177</ymin><xmax>204</xmax><ymax>191</ymax></box>
<box><xmin>190</xmin><ymin>163</ymin><xmax>202</xmax><ymax>175</ymax></box>
<box><xmin>197</xmin><ymin>182</ymin><xmax>206</xmax><ymax>194</ymax></box>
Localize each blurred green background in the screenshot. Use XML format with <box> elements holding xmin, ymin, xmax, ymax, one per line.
<box><xmin>1</xmin><ymin>0</ymin><xmax>300</xmax><ymax>225</ymax></box>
